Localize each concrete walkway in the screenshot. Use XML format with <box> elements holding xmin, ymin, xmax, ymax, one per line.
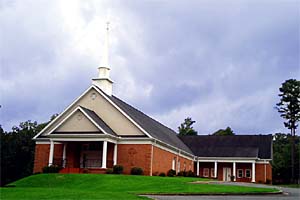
<box><xmin>146</xmin><ymin>182</ymin><xmax>300</xmax><ymax>200</ymax></box>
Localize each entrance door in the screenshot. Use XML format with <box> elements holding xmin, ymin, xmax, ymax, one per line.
<box><xmin>223</xmin><ymin>167</ymin><xmax>232</xmax><ymax>181</ymax></box>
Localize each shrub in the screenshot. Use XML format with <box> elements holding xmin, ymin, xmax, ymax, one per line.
<box><xmin>131</xmin><ymin>167</ymin><xmax>143</xmax><ymax>175</ymax></box>
<box><xmin>186</xmin><ymin>170</ymin><xmax>195</xmax><ymax>177</ymax></box>
<box><xmin>42</xmin><ymin>165</ymin><xmax>62</xmax><ymax>173</ymax></box>
<box><xmin>167</xmin><ymin>169</ymin><xmax>176</xmax><ymax>177</ymax></box>
<box><xmin>113</xmin><ymin>165</ymin><xmax>124</xmax><ymax>174</ymax></box>
<box><xmin>82</xmin><ymin>168</ymin><xmax>90</xmax><ymax>173</ymax></box>
<box><xmin>177</xmin><ymin>171</ymin><xmax>185</xmax><ymax>176</ymax></box>
<box><xmin>159</xmin><ymin>172</ymin><xmax>166</xmax><ymax>177</ymax></box>
<box><xmin>106</xmin><ymin>169</ymin><xmax>113</xmax><ymax>174</ymax></box>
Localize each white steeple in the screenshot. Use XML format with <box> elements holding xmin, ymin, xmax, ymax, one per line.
<box><xmin>92</xmin><ymin>22</ymin><xmax>113</xmax><ymax>96</ymax></box>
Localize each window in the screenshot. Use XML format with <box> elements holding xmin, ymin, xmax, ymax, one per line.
<box><xmin>203</xmin><ymin>168</ymin><xmax>209</xmax><ymax>177</ymax></box>
<box><xmin>183</xmin><ymin>162</ymin><xmax>186</xmax><ymax>171</ymax></box>
<box><xmin>172</xmin><ymin>158</ymin><xmax>176</xmax><ymax>170</ymax></box>
<box><xmin>245</xmin><ymin>169</ymin><xmax>251</xmax><ymax>178</ymax></box>
<box><xmin>237</xmin><ymin>169</ymin><xmax>243</xmax><ymax>178</ymax></box>
<box><xmin>210</xmin><ymin>168</ymin><xmax>214</xmax><ymax>177</ymax></box>
<box><xmin>177</xmin><ymin>160</ymin><xmax>181</xmax><ymax>172</ymax></box>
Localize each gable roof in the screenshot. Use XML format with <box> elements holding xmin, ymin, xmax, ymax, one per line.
<box><xmin>179</xmin><ymin>135</ymin><xmax>272</xmax><ymax>159</ymax></box>
<box><xmin>96</xmin><ymin>88</ymin><xmax>192</xmax><ymax>154</ymax></box>
<box><xmin>79</xmin><ymin>106</ymin><xmax>117</xmax><ymax>136</ymax></box>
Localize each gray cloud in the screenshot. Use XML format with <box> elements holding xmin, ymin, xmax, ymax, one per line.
<box><xmin>0</xmin><ymin>0</ymin><xmax>299</xmax><ymax>135</ymax></box>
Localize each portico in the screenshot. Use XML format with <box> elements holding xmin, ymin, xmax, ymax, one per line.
<box><xmin>47</xmin><ymin>137</ymin><xmax>118</xmax><ymax>171</ymax></box>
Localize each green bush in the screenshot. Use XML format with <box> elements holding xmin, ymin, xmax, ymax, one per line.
<box><xmin>106</xmin><ymin>169</ymin><xmax>113</xmax><ymax>174</ymax></box>
<box><xmin>42</xmin><ymin>165</ymin><xmax>62</xmax><ymax>173</ymax></box>
<box><xmin>131</xmin><ymin>167</ymin><xmax>143</xmax><ymax>175</ymax></box>
<box><xmin>113</xmin><ymin>165</ymin><xmax>124</xmax><ymax>174</ymax></box>
<box><xmin>186</xmin><ymin>170</ymin><xmax>195</xmax><ymax>177</ymax></box>
<box><xmin>167</xmin><ymin>169</ymin><xmax>176</xmax><ymax>177</ymax></box>
<box><xmin>159</xmin><ymin>172</ymin><xmax>166</xmax><ymax>177</ymax></box>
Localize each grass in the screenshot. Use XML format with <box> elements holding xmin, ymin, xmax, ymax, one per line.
<box><xmin>0</xmin><ymin>174</ymin><xmax>279</xmax><ymax>199</ymax></box>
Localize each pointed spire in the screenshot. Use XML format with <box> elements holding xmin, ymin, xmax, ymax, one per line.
<box><xmin>100</xmin><ymin>21</ymin><xmax>110</xmax><ymax>68</ymax></box>
<box><xmin>92</xmin><ymin>21</ymin><xmax>113</xmax><ymax>96</ymax></box>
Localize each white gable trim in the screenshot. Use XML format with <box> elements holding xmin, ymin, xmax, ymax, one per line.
<box><xmin>46</xmin><ymin>106</ymin><xmax>109</xmax><ymax>135</ymax></box>
<box><xmin>92</xmin><ymin>85</ymin><xmax>153</xmax><ymax>139</ymax></box>
<box><xmin>33</xmin><ymin>85</ymin><xmax>152</xmax><ymax>140</ymax></box>
<box><xmin>33</xmin><ymin>86</ymin><xmax>94</xmax><ymax>139</ymax></box>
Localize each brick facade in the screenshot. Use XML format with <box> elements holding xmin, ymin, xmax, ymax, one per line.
<box><xmin>196</xmin><ymin>162</ymin><xmax>272</xmax><ymax>183</ymax></box>
<box><xmin>152</xmin><ymin>146</ymin><xmax>194</xmax><ymax>175</ymax></box>
<box><xmin>117</xmin><ymin>144</ymin><xmax>152</xmax><ymax>175</ymax></box>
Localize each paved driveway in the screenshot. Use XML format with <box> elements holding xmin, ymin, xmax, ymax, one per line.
<box><xmin>146</xmin><ymin>182</ymin><xmax>300</xmax><ymax>200</ymax></box>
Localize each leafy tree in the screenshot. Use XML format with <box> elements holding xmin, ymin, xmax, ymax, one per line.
<box><xmin>276</xmin><ymin>79</ymin><xmax>300</xmax><ymax>183</ymax></box>
<box><xmin>212</xmin><ymin>127</ymin><xmax>235</xmax><ymax>136</ymax></box>
<box><xmin>272</xmin><ymin>133</ymin><xmax>300</xmax><ymax>184</ymax></box>
<box><xmin>0</xmin><ymin>120</ymin><xmax>48</xmax><ymax>186</ymax></box>
<box><xmin>178</xmin><ymin>117</ymin><xmax>198</xmax><ymax>136</ymax></box>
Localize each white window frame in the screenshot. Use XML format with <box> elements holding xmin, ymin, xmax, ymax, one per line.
<box><xmin>203</xmin><ymin>168</ymin><xmax>209</xmax><ymax>177</ymax></box>
<box><xmin>177</xmin><ymin>160</ymin><xmax>181</xmax><ymax>173</ymax></box>
<box><xmin>172</xmin><ymin>158</ymin><xmax>176</xmax><ymax>170</ymax></box>
<box><xmin>210</xmin><ymin>168</ymin><xmax>214</xmax><ymax>177</ymax></box>
<box><xmin>237</xmin><ymin>169</ymin><xmax>243</xmax><ymax>178</ymax></box>
<box><xmin>245</xmin><ymin>169</ymin><xmax>251</xmax><ymax>178</ymax></box>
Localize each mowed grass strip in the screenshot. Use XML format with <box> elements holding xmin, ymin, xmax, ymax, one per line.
<box><xmin>1</xmin><ymin>174</ymin><xmax>279</xmax><ymax>199</ymax></box>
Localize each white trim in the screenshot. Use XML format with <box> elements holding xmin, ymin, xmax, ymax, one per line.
<box><xmin>233</xmin><ymin>162</ymin><xmax>236</xmax><ymax>181</ymax></box>
<box><xmin>48</xmin><ymin>140</ymin><xmax>54</xmax><ymax>166</ymax></box>
<box><xmin>62</xmin><ymin>143</ymin><xmax>67</xmax><ymax>168</ymax></box>
<box><xmin>36</xmin><ymin>141</ymin><xmax>62</xmax><ymax>144</ymax></box>
<box><xmin>50</xmin><ymin>137</ymin><xmax>117</xmax><ymax>144</ymax></box>
<box><xmin>237</xmin><ymin>169</ymin><xmax>243</xmax><ymax>178</ymax></box>
<box><xmin>214</xmin><ymin>161</ymin><xmax>218</xmax><ymax>178</ymax></box>
<box><xmin>92</xmin><ymin>85</ymin><xmax>153</xmax><ymax>139</ymax></box>
<box><xmin>251</xmin><ymin>162</ymin><xmax>256</xmax><ymax>182</ymax></box>
<box><xmin>196</xmin><ymin>161</ymin><xmax>199</xmax><ymax>176</ymax></box>
<box><xmin>153</xmin><ymin>142</ymin><xmax>193</xmax><ymax>160</ymax></box>
<box><xmin>203</xmin><ymin>168</ymin><xmax>209</xmax><ymax>177</ymax></box>
<box><xmin>33</xmin><ymin>86</ymin><xmax>94</xmax><ymax>139</ymax></box>
<box><xmin>118</xmin><ymin>140</ymin><xmax>153</xmax><ymax>144</ymax></box>
<box><xmin>46</xmin><ymin>106</ymin><xmax>109</xmax><ymax>136</ymax></box>
<box><xmin>198</xmin><ymin>159</ymin><xmax>256</xmax><ymax>163</ymax></box>
<box><xmin>113</xmin><ymin>144</ymin><xmax>117</xmax><ymax>166</ymax></box>
<box><xmin>245</xmin><ymin>169</ymin><xmax>251</xmax><ymax>178</ymax></box>
<box><xmin>150</xmin><ymin>144</ymin><xmax>154</xmax><ymax>176</ymax></box>
<box><xmin>102</xmin><ymin>141</ymin><xmax>107</xmax><ymax>168</ymax></box>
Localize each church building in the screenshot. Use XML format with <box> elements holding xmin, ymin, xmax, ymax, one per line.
<box><xmin>32</xmin><ymin>24</ymin><xmax>272</xmax><ymax>183</ymax></box>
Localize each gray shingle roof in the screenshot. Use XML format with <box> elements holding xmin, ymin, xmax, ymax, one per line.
<box><xmin>80</xmin><ymin>106</ymin><xmax>117</xmax><ymax>136</ymax></box>
<box><xmin>179</xmin><ymin>135</ymin><xmax>272</xmax><ymax>159</ymax></box>
<box><xmin>97</xmin><ymin>89</ymin><xmax>193</xmax><ymax>154</ymax></box>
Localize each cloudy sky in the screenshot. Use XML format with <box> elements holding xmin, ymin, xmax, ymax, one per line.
<box><xmin>1</xmin><ymin>0</ymin><xmax>299</xmax><ymax>134</ymax></box>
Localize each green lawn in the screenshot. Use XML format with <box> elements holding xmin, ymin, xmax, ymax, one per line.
<box><xmin>0</xmin><ymin>174</ymin><xmax>279</xmax><ymax>199</ymax></box>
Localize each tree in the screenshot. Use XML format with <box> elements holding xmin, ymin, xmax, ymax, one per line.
<box><xmin>272</xmin><ymin>133</ymin><xmax>300</xmax><ymax>184</ymax></box>
<box><xmin>212</xmin><ymin>127</ymin><xmax>235</xmax><ymax>136</ymax></box>
<box><xmin>0</xmin><ymin>120</ymin><xmax>48</xmax><ymax>186</ymax></box>
<box><xmin>276</xmin><ymin>79</ymin><xmax>300</xmax><ymax>183</ymax></box>
<box><xmin>178</xmin><ymin>117</ymin><xmax>198</xmax><ymax>136</ymax></box>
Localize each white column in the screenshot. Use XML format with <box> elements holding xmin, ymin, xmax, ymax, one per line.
<box><xmin>62</xmin><ymin>143</ymin><xmax>67</xmax><ymax>168</ymax></box>
<box><xmin>197</xmin><ymin>161</ymin><xmax>200</xmax><ymax>176</ymax></box>
<box><xmin>252</xmin><ymin>161</ymin><xmax>256</xmax><ymax>182</ymax></box>
<box><xmin>102</xmin><ymin>141</ymin><xmax>107</xmax><ymax>168</ymax></box>
<box><xmin>113</xmin><ymin>143</ymin><xmax>117</xmax><ymax>166</ymax></box>
<box><xmin>48</xmin><ymin>140</ymin><xmax>54</xmax><ymax>166</ymax></box>
<box><xmin>233</xmin><ymin>162</ymin><xmax>236</xmax><ymax>181</ymax></box>
<box><xmin>214</xmin><ymin>161</ymin><xmax>218</xmax><ymax>178</ymax></box>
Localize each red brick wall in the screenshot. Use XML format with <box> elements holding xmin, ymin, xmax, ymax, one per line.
<box><xmin>255</xmin><ymin>163</ymin><xmax>272</xmax><ymax>183</ymax></box>
<box><xmin>33</xmin><ymin>143</ymin><xmax>63</xmax><ymax>173</ymax></box>
<box><xmin>33</xmin><ymin>144</ymin><xmax>49</xmax><ymax>173</ymax></box>
<box><xmin>117</xmin><ymin>144</ymin><xmax>152</xmax><ymax>175</ymax></box>
<box><xmin>197</xmin><ymin>162</ymin><xmax>272</xmax><ymax>183</ymax></box>
<box><xmin>152</xmin><ymin>146</ymin><xmax>194</xmax><ymax>175</ymax></box>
